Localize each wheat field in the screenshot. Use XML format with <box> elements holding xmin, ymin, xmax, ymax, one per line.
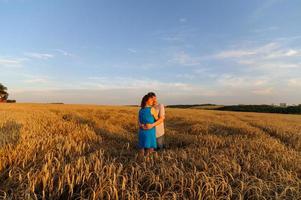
<box><xmin>0</xmin><ymin>104</ymin><xmax>300</xmax><ymax>200</ymax></box>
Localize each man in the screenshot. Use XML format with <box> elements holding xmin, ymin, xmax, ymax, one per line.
<box><xmin>147</xmin><ymin>92</ymin><xmax>165</xmax><ymax>150</ymax></box>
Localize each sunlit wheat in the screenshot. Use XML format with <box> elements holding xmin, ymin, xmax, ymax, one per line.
<box><xmin>0</xmin><ymin>103</ymin><xmax>300</xmax><ymax>199</ymax></box>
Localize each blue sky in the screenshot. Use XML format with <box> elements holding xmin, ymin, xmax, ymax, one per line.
<box><xmin>1</xmin><ymin>0</ymin><xmax>301</xmax><ymax>105</ymax></box>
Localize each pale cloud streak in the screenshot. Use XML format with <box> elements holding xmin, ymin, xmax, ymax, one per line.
<box><xmin>127</xmin><ymin>48</ymin><xmax>137</xmax><ymax>53</ymax></box>
<box><xmin>24</xmin><ymin>52</ymin><xmax>54</xmax><ymax>59</ymax></box>
<box><xmin>0</xmin><ymin>58</ymin><xmax>21</xmax><ymax>65</ymax></box>
<box><xmin>212</xmin><ymin>39</ymin><xmax>301</xmax><ymax>98</ymax></box>
<box><xmin>179</xmin><ymin>18</ymin><xmax>187</xmax><ymax>23</ymax></box>
<box><xmin>24</xmin><ymin>78</ymin><xmax>49</xmax><ymax>84</ymax></box>
<box><xmin>252</xmin><ymin>26</ymin><xmax>279</xmax><ymax>33</ymax></box>
<box><xmin>217</xmin><ymin>74</ymin><xmax>271</xmax><ymax>89</ymax></box>
<box><xmin>250</xmin><ymin>0</ymin><xmax>286</xmax><ymax>20</ymax></box>
<box><xmin>53</xmin><ymin>49</ymin><xmax>74</xmax><ymax>57</ymax></box>
<box><xmin>215</xmin><ymin>42</ymin><xmax>279</xmax><ymax>59</ymax></box>
<box><xmin>85</xmin><ymin>76</ymin><xmax>218</xmax><ymax>97</ymax></box>
<box><xmin>168</xmin><ymin>51</ymin><xmax>201</xmax><ymax>66</ymax></box>
<box><xmin>215</xmin><ymin>42</ymin><xmax>301</xmax><ymax>70</ymax></box>
<box><xmin>0</xmin><ymin>57</ymin><xmax>27</xmax><ymax>68</ymax></box>
<box><xmin>86</xmin><ymin>76</ymin><xmax>189</xmax><ymax>90</ymax></box>
<box><xmin>252</xmin><ymin>88</ymin><xmax>274</xmax><ymax>95</ymax></box>
<box><xmin>216</xmin><ymin>50</ymin><xmax>256</xmax><ymax>59</ymax></box>
<box><xmin>288</xmin><ymin>78</ymin><xmax>301</xmax><ymax>87</ymax></box>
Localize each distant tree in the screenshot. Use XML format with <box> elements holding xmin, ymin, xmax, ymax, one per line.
<box><xmin>0</xmin><ymin>83</ymin><xmax>7</xmax><ymax>92</ymax></box>
<box><xmin>0</xmin><ymin>83</ymin><xmax>9</xmax><ymax>100</ymax></box>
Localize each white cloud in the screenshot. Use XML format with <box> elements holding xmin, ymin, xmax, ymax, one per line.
<box><xmin>155</xmin><ymin>27</ymin><xmax>198</xmax><ymax>42</ymax></box>
<box><xmin>9</xmin><ymin>74</ymin><xmax>300</xmax><ymax>105</ymax></box>
<box><xmin>285</xmin><ymin>49</ymin><xmax>299</xmax><ymax>56</ymax></box>
<box><xmin>238</xmin><ymin>60</ymin><xmax>300</xmax><ymax>69</ymax></box>
<box><xmin>160</xmin><ymin>36</ymin><xmax>182</xmax><ymax>42</ymax></box>
<box><xmin>264</xmin><ymin>49</ymin><xmax>301</xmax><ymax>59</ymax></box>
<box><xmin>254</xmin><ymin>79</ymin><xmax>268</xmax><ymax>86</ymax></box>
<box><xmin>275</xmin><ymin>35</ymin><xmax>301</xmax><ymax>42</ymax></box>
<box><xmin>175</xmin><ymin>74</ymin><xmax>195</xmax><ymax>80</ymax></box>
<box><xmin>258</xmin><ymin>62</ymin><xmax>300</xmax><ymax>69</ymax></box>
<box><xmin>215</xmin><ymin>42</ymin><xmax>280</xmax><ymax>59</ymax></box>
<box><xmin>87</xmin><ymin>77</ymin><xmax>107</xmax><ymax>81</ymax></box>
<box><xmin>0</xmin><ymin>58</ymin><xmax>21</xmax><ymax>65</ymax></box>
<box><xmin>21</xmin><ymin>74</ymin><xmax>52</xmax><ymax>86</ymax></box>
<box><xmin>216</xmin><ymin>50</ymin><xmax>256</xmax><ymax>58</ymax></box>
<box><xmin>54</xmin><ymin>49</ymin><xmax>73</xmax><ymax>57</ymax></box>
<box><xmin>0</xmin><ymin>57</ymin><xmax>26</xmax><ymax>68</ymax></box>
<box><xmin>250</xmin><ymin>0</ymin><xmax>286</xmax><ymax>20</ymax></box>
<box><xmin>24</xmin><ymin>78</ymin><xmax>48</xmax><ymax>84</ymax></box>
<box><xmin>288</xmin><ymin>78</ymin><xmax>301</xmax><ymax>87</ymax></box>
<box><xmin>24</xmin><ymin>52</ymin><xmax>54</xmax><ymax>59</ymax></box>
<box><xmin>169</xmin><ymin>51</ymin><xmax>201</xmax><ymax>66</ymax></box>
<box><xmin>127</xmin><ymin>48</ymin><xmax>137</xmax><ymax>53</ymax></box>
<box><xmin>254</xmin><ymin>42</ymin><xmax>280</xmax><ymax>54</ymax></box>
<box><xmin>215</xmin><ymin>42</ymin><xmax>301</xmax><ymax>71</ymax></box>
<box><xmin>84</xmin><ymin>76</ymin><xmax>218</xmax><ymax>97</ymax></box>
<box><xmin>218</xmin><ymin>74</ymin><xmax>247</xmax><ymax>87</ymax></box>
<box><xmin>252</xmin><ymin>88</ymin><xmax>274</xmax><ymax>95</ymax></box>
<box><xmin>86</xmin><ymin>76</ymin><xmax>189</xmax><ymax>90</ymax></box>
<box><xmin>252</xmin><ymin>26</ymin><xmax>279</xmax><ymax>33</ymax></box>
<box><xmin>179</xmin><ymin>18</ymin><xmax>187</xmax><ymax>23</ymax></box>
<box><xmin>217</xmin><ymin>74</ymin><xmax>271</xmax><ymax>89</ymax></box>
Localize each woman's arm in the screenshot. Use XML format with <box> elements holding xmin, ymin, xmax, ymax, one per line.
<box><xmin>138</xmin><ymin>118</ymin><xmax>149</xmax><ymax>130</ymax></box>
<box><xmin>139</xmin><ymin>109</ymin><xmax>156</xmax><ymax>130</ymax></box>
<box><xmin>142</xmin><ymin>108</ymin><xmax>164</xmax><ymax>129</ymax></box>
<box><xmin>138</xmin><ymin>111</ymin><xmax>145</xmax><ymax>129</ymax></box>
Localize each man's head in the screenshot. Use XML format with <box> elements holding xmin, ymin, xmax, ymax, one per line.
<box><xmin>147</xmin><ymin>92</ymin><xmax>157</xmax><ymax>106</ymax></box>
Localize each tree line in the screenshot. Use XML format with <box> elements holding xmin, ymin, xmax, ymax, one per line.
<box><xmin>216</xmin><ymin>105</ymin><xmax>301</xmax><ymax>114</ymax></box>
<box><xmin>0</xmin><ymin>83</ymin><xmax>16</xmax><ymax>103</ymax></box>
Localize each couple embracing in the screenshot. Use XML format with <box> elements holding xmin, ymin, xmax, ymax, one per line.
<box><xmin>138</xmin><ymin>92</ymin><xmax>165</xmax><ymax>157</ymax></box>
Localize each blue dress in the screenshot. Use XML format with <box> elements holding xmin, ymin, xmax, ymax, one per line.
<box><xmin>138</xmin><ymin>107</ymin><xmax>157</xmax><ymax>149</ymax></box>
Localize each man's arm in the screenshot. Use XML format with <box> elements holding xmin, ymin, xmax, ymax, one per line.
<box><xmin>144</xmin><ymin>117</ymin><xmax>164</xmax><ymax>129</ymax></box>
<box><xmin>151</xmin><ymin>116</ymin><xmax>164</xmax><ymax>127</ymax></box>
<box><xmin>151</xmin><ymin>107</ymin><xmax>159</xmax><ymax>120</ymax></box>
<box><xmin>153</xmin><ymin>104</ymin><xmax>165</xmax><ymax>126</ymax></box>
<box><xmin>144</xmin><ymin>104</ymin><xmax>165</xmax><ymax>129</ymax></box>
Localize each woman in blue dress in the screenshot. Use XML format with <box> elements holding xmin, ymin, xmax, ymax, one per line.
<box><xmin>138</xmin><ymin>94</ymin><xmax>159</xmax><ymax>157</ymax></box>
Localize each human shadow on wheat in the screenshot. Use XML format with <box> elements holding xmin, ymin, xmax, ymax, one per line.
<box><xmin>0</xmin><ymin>121</ymin><xmax>22</xmax><ymax>193</ymax></box>
<box><xmin>62</xmin><ymin>113</ymin><xmax>204</xmax><ymax>162</ymax></box>
<box><xmin>0</xmin><ymin>120</ymin><xmax>22</xmax><ymax>148</ymax></box>
<box><xmin>61</xmin><ymin>113</ymin><xmax>138</xmax><ymax>162</ymax></box>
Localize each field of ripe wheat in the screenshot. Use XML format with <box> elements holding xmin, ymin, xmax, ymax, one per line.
<box><xmin>0</xmin><ymin>104</ymin><xmax>300</xmax><ymax>199</ymax></box>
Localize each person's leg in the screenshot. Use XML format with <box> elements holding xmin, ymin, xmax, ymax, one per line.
<box><xmin>138</xmin><ymin>130</ymin><xmax>145</xmax><ymax>159</ymax></box>
<box><xmin>146</xmin><ymin>148</ymin><xmax>154</xmax><ymax>156</ymax></box>
<box><xmin>139</xmin><ymin>148</ymin><xmax>145</xmax><ymax>159</ymax></box>
<box><xmin>156</xmin><ymin>135</ymin><xmax>165</xmax><ymax>150</ymax></box>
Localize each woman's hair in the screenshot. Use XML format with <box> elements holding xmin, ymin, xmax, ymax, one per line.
<box><xmin>147</xmin><ymin>92</ymin><xmax>156</xmax><ymax>98</ymax></box>
<box><xmin>140</xmin><ymin>94</ymin><xmax>151</xmax><ymax>108</ymax></box>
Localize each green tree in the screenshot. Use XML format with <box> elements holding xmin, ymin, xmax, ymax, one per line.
<box><xmin>0</xmin><ymin>83</ymin><xmax>8</xmax><ymax>100</ymax></box>
<box><xmin>0</xmin><ymin>83</ymin><xmax>7</xmax><ymax>92</ymax></box>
